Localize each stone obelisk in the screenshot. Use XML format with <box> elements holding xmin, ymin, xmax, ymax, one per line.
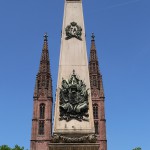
<box><xmin>50</xmin><ymin>0</ymin><xmax>99</xmax><ymax>149</ymax></box>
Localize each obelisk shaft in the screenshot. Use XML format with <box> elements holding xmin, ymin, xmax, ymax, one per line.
<box><xmin>53</xmin><ymin>0</ymin><xmax>95</xmax><ymax>135</ymax></box>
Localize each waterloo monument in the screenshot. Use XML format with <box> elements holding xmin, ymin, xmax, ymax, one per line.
<box><xmin>30</xmin><ymin>0</ymin><xmax>107</xmax><ymax>150</ymax></box>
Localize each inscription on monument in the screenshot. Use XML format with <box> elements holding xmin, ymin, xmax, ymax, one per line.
<box><xmin>59</xmin><ymin>70</ymin><xmax>89</xmax><ymax>121</ymax></box>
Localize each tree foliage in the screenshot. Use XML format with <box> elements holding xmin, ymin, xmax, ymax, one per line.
<box><xmin>0</xmin><ymin>145</ymin><xmax>25</xmax><ymax>150</ymax></box>
<box><xmin>133</xmin><ymin>147</ymin><xmax>142</xmax><ymax>150</ymax></box>
<box><xmin>0</xmin><ymin>145</ymin><xmax>11</xmax><ymax>150</ymax></box>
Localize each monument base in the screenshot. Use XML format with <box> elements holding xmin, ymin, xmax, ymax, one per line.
<box><xmin>49</xmin><ymin>143</ymin><xmax>99</xmax><ymax>150</ymax></box>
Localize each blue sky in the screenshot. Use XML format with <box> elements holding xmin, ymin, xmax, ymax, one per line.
<box><xmin>0</xmin><ymin>0</ymin><xmax>150</xmax><ymax>150</ymax></box>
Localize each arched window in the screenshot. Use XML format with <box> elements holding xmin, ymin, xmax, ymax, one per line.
<box><xmin>93</xmin><ymin>80</ymin><xmax>96</xmax><ymax>86</ymax></box>
<box><xmin>93</xmin><ymin>63</ymin><xmax>96</xmax><ymax>71</ymax></box>
<box><xmin>91</xmin><ymin>52</ymin><xmax>95</xmax><ymax>60</ymax></box>
<box><xmin>40</xmin><ymin>103</ymin><xmax>45</xmax><ymax>119</ymax></box>
<box><xmin>93</xmin><ymin>76</ymin><xmax>97</xmax><ymax>86</ymax></box>
<box><xmin>93</xmin><ymin>104</ymin><xmax>98</xmax><ymax>119</ymax></box>
<box><xmin>38</xmin><ymin>80</ymin><xmax>40</xmax><ymax>88</ymax></box>
<box><xmin>94</xmin><ymin>121</ymin><xmax>99</xmax><ymax>134</ymax></box>
<box><xmin>42</xmin><ymin>80</ymin><xmax>46</xmax><ymax>87</ymax></box>
<box><xmin>38</xmin><ymin>121</ymin><xmax>44</xmax><ymax>135</ymax></box>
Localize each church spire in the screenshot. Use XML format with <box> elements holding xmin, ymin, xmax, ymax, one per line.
<box><xmin>34</xmin><ymin>33</ymin><xmax>52</xmax><ymax>97</ymax></box>
<box><xmin>90</xmin><ymin>33</ymin><xmax>98</xmax><ymax>60</ymax></box>
<box><xmin>89</xmin><ymin>33</ymin><xmax>107</xmax><ymax>150</ymax></box>
<box><xmin>39</xmin><ymin>33</ymin><xmax>50</xmax><ymax>74</ymax></box>
<box><xmin>89</xmin><ymin>33</ymin><xmax>101</xmax><ymax>90</ymax></box>
<box><xmin>31</xmin><ymin>33</ymin><xmax>53</xmax><ymax>150</ymax></box>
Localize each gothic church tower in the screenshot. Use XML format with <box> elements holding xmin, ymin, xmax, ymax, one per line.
<box><xmin>30</xmin><ymin>34</ymin><xmax>53</xmax><ymax>150</ymax></box>
<box><xmin>89</xmin><ymin>33</ymin><xmax>107</xmax><ymax>150</ymax></box>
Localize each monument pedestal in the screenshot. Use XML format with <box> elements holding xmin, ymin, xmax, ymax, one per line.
<box><xmin>49</xmin><ymin>143</ymin><xmax>99</xmax><ymax>150</ymax></box>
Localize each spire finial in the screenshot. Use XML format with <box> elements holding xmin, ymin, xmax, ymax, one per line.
<box><xmin>91</xmin><ymin>33</ymin><xmax>95</xmax><ymax>41</ymax></box>
<box><xmin>44</xmin><ymin>33</ymin><xmax>48</xmax><ymax>41</ymax></box>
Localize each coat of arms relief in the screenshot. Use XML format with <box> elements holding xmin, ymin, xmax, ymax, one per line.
<box><xmin>59</xmin><ymin>70</ymin><xmax>89</xmax><ymax>122</ymax></box>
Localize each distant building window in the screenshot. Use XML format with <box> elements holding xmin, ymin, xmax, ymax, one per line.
<box><xmin>93</xmin><ymin>80</ymin><xmax>96</xmax><ymax>86</ymax></box>
<box><xmin>94</xmin><ymin>121</ymin><xmax>99</xmax><ymax>134</ymax></box>
<box><xmin>90</xmin><ymin>66</ymin><xmax>92</xmax><ymax>71</ymax></box>
<box><xmin>93</xmin><ymin>76</ymin><xmax>97</xmax><ymax>86</ymax></box>
<box><xmin>93</xmin><ymin>63</ymin><xmax>96</xmax><ymax>70</ymax></box>
<box><xmin>38</xmin><ymin>121</ymin><xmax>44</xmax><ymax>135</ymax></box>
<box><xmin>91</xmin><ymin>52</ymin><xmax>95</xmax><ymax>60</ymax></box>
<box><xmin>42</xmin><ymin>80</ymin><xmax>45</xmax><ymax>86</ymax></box>
<box><xmin>40</xmin><ymin>103</ymin><xmax>45</xmax><ymax>119</ymax></box>
<box><xmin>93</xmin><ymin>104</ymin><xmax>98</xmax><ymax>119</ymax></box>
<box><xmin>38</xmin><ymin>80</ymin><xmax>40</xmax><ymax>88</ymax></box>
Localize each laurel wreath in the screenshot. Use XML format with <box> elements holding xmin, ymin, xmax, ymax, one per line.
<box><xmin>65</xmin><ymin>22</ymin><xmax>82</xmax><ymax>40</ymax></box>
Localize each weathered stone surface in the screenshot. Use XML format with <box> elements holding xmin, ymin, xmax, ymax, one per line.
<box><xmin>53</xmin><ymin>0</ymin><xmax>95</xmax><ymax>135</ymax></box>
<box><xmin>51</xmin><ymin>134</ymin><xmax>97</xmax><ymax>143</ymax></box>
<box><xmin>49</xmin><ymin>143</ymin><xmax>99</xmax><ymax>150</ymax></box>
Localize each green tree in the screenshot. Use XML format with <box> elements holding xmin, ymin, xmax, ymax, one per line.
<box><xmin>12</xmin><ymin>145</ymin><xmax>24</xmax><ymax>150</ymax></box>
<box><xmin>0</xmin><ymin>145</ymin><xmax>25</xmax><ymax>150</ymax></box>
<box><xmin>0</xmin><ymin>145</ymin><xmax>11</xmax><ymax>150</ymax></box>
<box><xmin>133</xmin><ymin>147</ymin><xmax>142</xmax><ymax>150</ymax></box>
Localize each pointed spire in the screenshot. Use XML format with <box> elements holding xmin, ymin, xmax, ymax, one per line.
<box><xmin>89</xmin><ymin>33</ymin><xmax>101</xmax><ymax>90</ymax></box>
<box><xmin>34</xmin><ymin>33</ymin><xmax>52</xmax><ymax>97</ymax></box>
<box><xmin>89</xmin><ymin>33</ymin><xmax>98</xmax><ymax>62</ymax></box>
<box><xmin>39</xmin><ymin>33</ymin><xmax>50</xmax><ymax>73</ymax></box>
<box><xmin>89</xmin><ymin>33</ymin><xmax>99</xmax><ymax>70</ymax></box>
<box><xmin>89</xmin><ymin>33</ymin><xmax>107</xmax><ymax>150</ymax></box>
<box><xmin>31</xmin><ymin>33</ymin><xmax>53</xmax><ymax>149</ymax></box>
